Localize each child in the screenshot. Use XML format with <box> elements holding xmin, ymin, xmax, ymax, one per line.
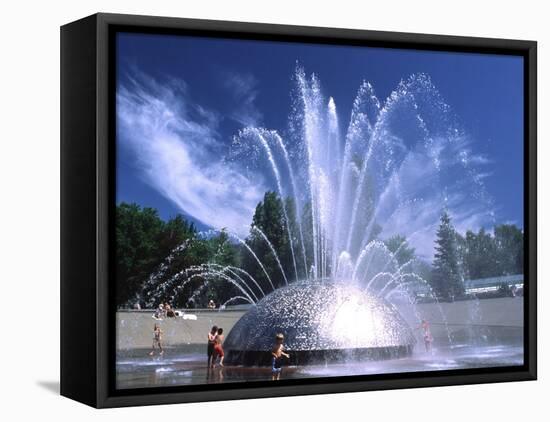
<box><xmin>153</xmin><ymin>304</ymin><xmax>164</xmax><ymax>320</ymax></box>
<box><xmin>165</xmin><ymin>304</ymin><xmax>175</xmax><ymax>318</ymax></box>
<box><xmin>149</xmin><ymin>323</ymin><xmax>163</xmax><ymax>356</ymax></box>
<box><xmin>207</xmin><ymin>325</ymin><xmax>218</xmax><ymax>367</ymax></box>
<box><xmin>271</xmin><ymin>333</ymin><xmax>290</xmax><ymax>380</ymax></box>
<box><xmin>212</xmin><ymin>328</ymin><xmax>225</xmax><ymax>368</ymax></box>
<box><xmin>419</xmin><ymin>320</ymin><xmax>433</xmax><ymax>353</ymax></box>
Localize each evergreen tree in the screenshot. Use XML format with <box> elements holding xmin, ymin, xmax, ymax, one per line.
<box><xmin>431</xmin><ymin>210</ymin><xmax>464</xmax><ymax>300</ymax></box>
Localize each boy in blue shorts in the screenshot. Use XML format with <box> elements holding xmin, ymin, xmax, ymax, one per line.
<box><xmin>271</xmin><ymin>333</ymin><xmax>290</xmax><ymax>380</ymax></box>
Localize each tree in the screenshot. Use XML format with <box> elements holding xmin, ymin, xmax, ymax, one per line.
<box><xmin>461</xmin><ymin>228</ymin><xmax>498</xmax><ymax>280</ymax></box>
<box><xmin>243</xmin><ymin>192</ymin><xmax>292</xmax><ymax>291</ymax></box>
<box><xmin>412</xmin><ymin>259</ymin><xmax>433</xmax><ymax>286</ymax></box>
<box><xmin>207</xmin><ymin>229</ymin><xmax>239</xmax><ymax>267</ymax></box>
<box><xmin>300</xmin><ymin>200</ymin><xmax>314</xmax><ymax>278</ymax></box>
<box><xmin>455</xmin><ymin>231</ymin><xmax>468</xmax><ymax>280</ymax></box>
<box><xmin>284</xmin><ymin>197</ymin><xmax>306</xmax><ymax>280</ymax></box>
<box><xmin>457</xmin><ymin>224</ymin><xmax>523</xmax><ymax>281</ymax></box>
<box><xmin>384</xmin><ymin>235</ymin><xmax>416</xmax><ymax>267</ymax></box>
<box><xmin>158</xmin><ymin>215</ymin><xmax>196</xmax><ymax>258</ymax></box>
<box><xmin>430</xmin><ymin>210</ymin><xmax>464</xmax><ymax>300</ymax></box>
<box><xmin>116</xmin><ymin>202</ymin><xmax>202</xmax><ymax>307</ymax></box>
<box><xmin>494</xmin><ymin>224</ymin><xmax>524</xmax><ymax>275</ymax></box>
<box><xmin>199</xmin><ymin>229</ymin><xmax>241</xmax><ymax>306</ymax></box>
<box><xmin>116</xmin><ymin>203</ymin><xmax>164</xmax><ymax>306</ymax></box>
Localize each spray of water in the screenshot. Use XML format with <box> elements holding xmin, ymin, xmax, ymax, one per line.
<box><xmin>140</xmin><ymin>65</ymin><xmax>493</xmax><ymax>351</ymax></box>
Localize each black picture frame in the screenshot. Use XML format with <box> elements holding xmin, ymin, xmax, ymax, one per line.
<box><xmin>60</xmin><ymin>12</ymin><xmax>537</xmax><ymax>408</ymax></box>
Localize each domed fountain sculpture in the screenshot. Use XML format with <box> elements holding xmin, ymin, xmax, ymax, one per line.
<box><xmin>224</xmin><ymin>281</ymin><xmax>416</xmax><ymax>366</ymax></box>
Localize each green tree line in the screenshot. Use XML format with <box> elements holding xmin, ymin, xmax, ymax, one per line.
<box><xmin>115</xmin><ymin>197</ymin><xmax>523</xmax><ymax>308</ymax></box>
<box><xmin>116</xmin><ymin>202</ymin><xmax>240</xmax><ymax>308</ymax></box>
<box><xmin>430</xmin><ymin>210</ymin><xmax>524</xmax><ymax>300</ymax></box>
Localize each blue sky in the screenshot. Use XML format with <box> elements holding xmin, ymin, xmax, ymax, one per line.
<box><xmin>116</xmin><ymin>32</ymin><xmax>524</xmax><ymax>240</ymax></box>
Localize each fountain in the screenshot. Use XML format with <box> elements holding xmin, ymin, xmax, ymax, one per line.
<box><xmin>136</xmin><ymin>65</ymin><xmax>495</xmax><ymax>368</ymax></box>
<box><xmin>223</xmin><ymin>281</ymin><xmax>415</xmax><ymax>365</ymax></box>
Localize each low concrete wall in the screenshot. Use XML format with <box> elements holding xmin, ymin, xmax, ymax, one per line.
<box><xmin>117</xmin><ymin>309</ymin><xmax>245</xmax><ymax>350</ymax></box>
<box><xmin>116</xmin><ymin>297</ymin><xmax>523</xmax><ymax>350</ymax></box>
<box><xmin>415</xmin><ymin>297</ymin><xmax>523</xmax><ymax>327</ymax></box>
<box><xmin>412</xmin><ymin>297</ymin><xmax>523</xmax><ymax>346</ymax></box>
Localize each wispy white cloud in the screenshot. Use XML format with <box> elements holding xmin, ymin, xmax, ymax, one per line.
<box><xmin>117</xmin><ymin>72</ymin><xmax>265</xmax><ymax>236</ymax></box>
<box><xmin>376</xmin><ymin>136</ymin><xmax>494</xmax><ymax>260</ymax></box>
<box><xmin>222</xmin><ymin>72</ymin><xmax>263</xmax><ymax>126</ymax></box>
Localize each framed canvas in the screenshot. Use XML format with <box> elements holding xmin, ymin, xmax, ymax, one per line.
<box><xmin>60</xmin><ymin>13</ymin><xmax>537</xmax><ymax>408</ymax></box>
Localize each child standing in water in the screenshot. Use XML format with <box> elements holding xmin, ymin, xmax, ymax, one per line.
<box><xmin>149</xmin><ymin>323</ymin><xmax>163</xmax><ymax>356</ymax></box>
<box><xmin>271</xmin><ymin>333</ymin><xmax>290</xmax><ymax>380</ymax></box>
<box><xmin>207</xmin><ymin>325</ymin><xmax>218</xmax><ymax>367</ymax></box>
<box><xmin>212</xmin><ymin>328</ymin><xmax>225</xmax><ymax>368</ymax></box>
<box><xmin>419</xmin><ymin>320</ymin><xmax>433</xmax><ymax>354</ymax></box>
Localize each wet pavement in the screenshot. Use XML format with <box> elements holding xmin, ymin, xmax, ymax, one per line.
<box><xmin>116</xmin><ymin>343</ymin><xmax>524</xmax><ymax>389</ymax></box>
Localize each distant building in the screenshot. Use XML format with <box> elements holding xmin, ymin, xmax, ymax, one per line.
<box><xmin>464</xmin><ymin>274</ymin><xmax>524</xmax><ymax>294</ymax></box>
<box><xmin>408</xmin><ymin>274</ymin><xmax>524</xmax><ymax>299</ymax></box>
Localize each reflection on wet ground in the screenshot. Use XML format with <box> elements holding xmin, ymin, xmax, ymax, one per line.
<box><xmin>116</xmin><ymin>343</ymin><xmax>523</xmax><ymax>389</ymax></box>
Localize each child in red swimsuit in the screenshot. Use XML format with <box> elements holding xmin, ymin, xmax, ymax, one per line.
<box><xmin>212</xmin><ymin>328</ymin><xmax>225</xmax><ymax>368</ymax></box>
<box><xmin>207</xmin><ymin>325</ymin><xmax>218</xmax><ymax>367</ymax></box>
